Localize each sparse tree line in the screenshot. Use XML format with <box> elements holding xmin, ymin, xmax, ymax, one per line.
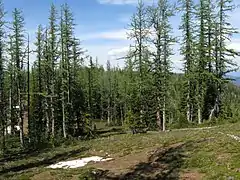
<box><xmin>0</xmin><ymin>0</ymin><xmax>239</xmax><ymax>153</ymax></box>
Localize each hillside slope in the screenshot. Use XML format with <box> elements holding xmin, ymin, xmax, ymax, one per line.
<box><xmin>1</xmin><ymin>123</ymin><xmax>240</xmax><ymax>180</ymax></box>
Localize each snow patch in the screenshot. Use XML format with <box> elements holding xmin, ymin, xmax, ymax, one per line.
<box><xmin>47</xmin><ymin>156</ymin><xmax>113</xmax><ymax>169</ymax></box>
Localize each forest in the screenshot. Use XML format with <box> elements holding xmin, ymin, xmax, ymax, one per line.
<box><xmin>0</xmin><ymin>0</ymin><xmax>240</xmax><ymax>161</ymax></box>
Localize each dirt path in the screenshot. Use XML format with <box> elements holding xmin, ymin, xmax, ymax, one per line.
<box><xmin>90</xmin><ymin>142</ymin><xmax>204</xmax><ymax>180</ymax></box>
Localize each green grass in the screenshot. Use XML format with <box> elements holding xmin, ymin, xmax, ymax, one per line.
<box><xmin>0</xmin><ymin>122</ymin><xmax>240</xmax><ymax>180</ymax></box>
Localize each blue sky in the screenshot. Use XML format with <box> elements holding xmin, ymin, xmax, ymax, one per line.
<box><xmin>3</xmin><ymin>0</ymin><xmax>240</xmax><ymax>74</ymax></box>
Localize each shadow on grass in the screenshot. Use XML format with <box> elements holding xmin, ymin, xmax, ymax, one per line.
<box><xmin>96</xmin><ymin>127</ymin><xmax>126</xmax><ymax>138</ymax></box>
<box><xmin>0</xmin><ymin>148</ymin><xmax>50</xmax><ymax>164</ymax></box>
<box><xmin>0</xmin><ymin>147</ymin><xmax>88</xmax><ymax>175</ymax></box>
<box><xmin>91</xmin><ymin>138</ymin><xmax>212</xmax><ymax>180</ymax></box>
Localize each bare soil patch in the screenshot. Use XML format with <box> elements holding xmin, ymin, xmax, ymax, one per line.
<box><xmin>32</xmin><ymin>171</ymin><xmax>56</xmax><ymax>180</ymax></box>
<box><xmin>180</xmin><ymin>170</ymin><xmax>204</xmax><ymax>180</ymax></box>
<box><xmin>90</xmin><ymin>142</ymin><xmax>194</xmax><ymax>179</ymax></box>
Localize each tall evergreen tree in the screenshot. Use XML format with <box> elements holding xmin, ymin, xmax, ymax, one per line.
<box><xmin>60</xmin><ymin>3</ymin><xmax>76</xmax><ymax>137</ymax></box>
<box><xmin>128</xmin><ymin>0</ymin><xmax>151</xmax><ymax>130</ymax></box>
<box><xmin>0</xmin><ymin>0</ymin><xmax>5</xmax><ymax>153</ymax></box>
<box><xmin>215</xmin><ymin>0</ymin><xmax>239</xmax><ymax>117</ymax></box>
<box><xmin>106</xmin><ymin>60</ymin><xmax>112</xmax><ymax>125</ymax></box>
<box><xmin>11</xmin><ymin>8</ymin><xmax>26</xmax><ymax>146</ymax></box>
<box><xmin>30</xmin><ymin>25</ymin><xmax>45</xmax><ymax>145</ymax></box>
<box><xmin>47</xmin><ymin>4</ymin><xmax>58</xmax><ymax>139</ymax></box>
<box><xmin>179</xmin><ymin>0</ymin><xmax>196</xmax><ymax>122</ymax></box>
<box><xmin>149</xmin><ymin>0</ymin><xmax>175</xmax><ymax>131</ymax></box>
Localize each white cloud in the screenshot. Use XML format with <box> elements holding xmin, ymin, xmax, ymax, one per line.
<box><xmin>105</xmin><ymin>43</ymin><xmax>183</xmax><ymax>73</ymax></box>
<box><xmin>82</xmin><ymin>29</ymin><xmax>129</xmax><ymax>40</ymax></box>
<box><xmin>98</xmin><ymin>0</ymin><xmax>154</xmax><ymax>5</ymax></box>
<box><xmin>84</xmin><ymin>42</ymin><xmax>130</xmax><ymax>68</ymax></box>
<box><xmin>227</xmin><ymin>39</ymin><xmax>240</xmax><ymax>67</ymax></box>
<box><xmin>228</xmin><ymin>42</ymin><xmax>240</xmax><ymax>52</ymax></box>
<box><xmin>108</xmin><ymin>46</ymin><xmax>130</xmax><ymax>56</ymax></box>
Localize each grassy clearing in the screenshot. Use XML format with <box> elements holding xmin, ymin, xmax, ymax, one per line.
<box><xmin>0</xmin><ymin>122</ymin><xmax>239</xmax><ymax>180</ymax></box>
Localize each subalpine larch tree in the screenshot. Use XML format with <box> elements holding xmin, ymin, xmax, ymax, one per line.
<box><xmin>87</xmin><ymin>57</ymin><xmax>93</xmax><ymax>122</ymax></box>
<box><xmin>124</xmin><ymin>54</ymin><xmax>135</xmax><ymax>113</ymax></box>
<box><xmin>196</xmin><ymin>0</ymin><xmax>216</xmax><ymax>123</ymax></box>
<box><xmin>204</xmin><ymin>0</ymin><xmax>218</xmax><ymax>121</ymax></box>
<box><xmin>215</xmin><ymin>0</ymin><xmax>239</xmax><ymax>118</ymax></box>
<box><xmin>0</xmin><ymin>0</ymin><xmax>6</xmax><ymax>153</ymax></box>
<box><xmin>179</xmin><ymin>0</ymin><xmax>196</xmax><ymax>123</ymax></box>
<box><xmin>60</xmin><ymin>8</ymin><xmax>67</xmax><ymax>138</ymax></box>
<box><xmin>71</xmin><ymin>38</ymin><xmax>85</xmax><ymax>136</ymax></box>
<box><xmin>117</xmin><ymin>69</ymin><xmax>126</xmax><ymax>125</ymax></box>
<box><xmin>97</xmin><ymin>64</ymin><xmax>105</xmax><ymax>121</ymax></box>
<box><xmin>11</xmin><ymin>8</ymin><xmax>26</xmax><ymax>146</ymax></box>
<box><xmin>47</xmin><ymin>4</ymin><xmax>58</xmax><ymax>139</ymax></box>
<box><xmin>42</xmin><ymin>28</ymin><xmax>51</xmax><ymax>138</ymax></box>
<box><xmin>30</xmin><ymin>25</ymin><xmax>45</xmax><ymax>144</ymax></box>
<box><xmin>106</xmin><ymin>60</ymin><xmax>112</xmax><ymax>126</ymax></box>
<box><xmin>60</xmin><ymin>3</ymin><xmax>76</xmax><ymax>137</ymax></box>
<box><xmin>149</xmin><ymin>0</ymin><xmax>175</xmax><ymax>131</ymax></box>
<box><xmin>128</xmin><ymin>0</ymin><xmax>150</xmax><ymax>130</ymax></box>
<box><xmin>92</xmin><ymin>59</ymin><xmax>102</xmax><ymax>120</ymax></box>
<box><xmin>26</xmin><ymin>33</ymin><xmax>30</xmax><ymax>144</ymax></box>
<box><xmin>112</xmin><ymin>67</ymin><xmax>120</xmax><ymax>124</ymax></box>
<box><xmin>87</xmin><ymin>57</ymin><xmax>101</xmax><ymax>121</ymax></box>
<box><xmin>7</xmin><ymin>36</ymin><xmax>15</xmax><ymax>136</ymax></box>
<box><xmin>196</xmin><ymin>0</ymin><xmax>208</xmax><ymax>124</ymax></box>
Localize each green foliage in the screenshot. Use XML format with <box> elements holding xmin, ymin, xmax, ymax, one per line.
<box><xmin>124</xmin><ymin>110</ymin><xmax>147</xmax><ymax>133</ymax></box>
<box><xmin>0</xmin><ymin>0</ymin><xmax>239</xmax><ymax>153</ymax></box>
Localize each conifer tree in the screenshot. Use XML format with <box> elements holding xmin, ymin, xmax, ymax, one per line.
<box><xmin>215</xmin><ymin>0</ymin><xmax>239</xmax><ymax>117</ymax></box>
<box><xmin>179</xmin><ymin>0</ymin><xmax>196</xmax><ymax>122</ymax></box>
<box><xmin>48</xmin><ymin>4</ymin><xmax>58</xmax><ymax>138</ymax></box>
<box><xmin>196</xmin><ymin>0</ymin><xmax>208</xmax><ymax>124</ymax></box>
<box><xmin>7</xmin><ymin>36</ymin><xmax>15</xmax><ymax>136</ymax></box>
<box><xmin>106</xmin><ymin>60</ymin><xmax>112</xmax><ymax>125</ymax></box>
<box><xmin>128</xmin><ymin>0</ymin><xmax>150</xmax><ymax>130</ymax></box>
<box><xmin>60</xmin><ymin>8</ymin><xmax>67</xmax><ymax>138</ymax></box>
<box><xmin>0</xmin><ymin>0</ymin><xmax>5</xmax><ymax>153</ymax></box>
<box><xmin>87</xmin><ymin>57</ymin><xmax>93</xmax><ymax>120</ymax></box>
<box><xmin>11</xmin><ymin>8</ymin><xmax>26</xmax><ymax>146</ymax></box>
<box><xmin>195</xmin><ymin>0</ymin><xmax>216</xmax><ymax>123</ymax></box>
<box><xmin>149</xmin><ymin>0</ymin><xmax>175</xmax><ymax>131</ymax></box>
<box><xmin>30</xmin><ymin>25</ymin><xmax>44</xmax><ymax>144</ymax></box>
<box><xmin>60</xmin><ymin>3</ymin><xmax>76</xmax><ymax>137</ymax></box>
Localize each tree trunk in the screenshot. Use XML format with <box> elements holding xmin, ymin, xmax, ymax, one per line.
<box><xmin>50</xmin><ymin>96</ymin><xmax>55</xmax><ymax>137</ymax></box>
<box><xmin>8</xmin><ymin>89</ymin><xmax>12</xmax><ymax>135</ymax></box>
<box><xmin>27</xmin><ymin>34</ymin><xmax>30</xmax><ymax>141</ymax></box>
<box><xmin>1</xmin><ymin>113</ymin><xmax>5</xmax><ymax>153</ymax></box>
<box><xmin>156</xmin><ymin>108</ymin><xmax>162</xmax><ymax>131</ymax></box>
<box><xmin>120</xmin><ymin>106</ymin><xmax>124</xmax><ymax>126</ymax></box>
<box><xmin>107</xmin><ymin>104</ymin><xmax>110</xmax><ymax>126</ymax></box>
<box><xmin>44</xmin><ymin>99</ymin><xmax>50</xmax><ymax>137</ymax></box>
<box><xmin>187</xmin><ymin>80</ymin><xmax>192</xmax><ymax>122</ymax></box>
<box><xmin>18</xmin><ymin>87</ymin><xmax>24</xmax><ymax>147</ymax></box>
<box><xmin>163</xmin><ymin>96</ymin><xmax>166</xmax><ymax>132</ymax></box>
<box><xmin>198</xmin><ymin>84</ymin><xmax>202</xmax><ymax>124</ymax></box>
<box><xmin>0</xmin><ymin>93</ymin><xmax>5</xmax><ymax>152</ymax></box>
<box><xmin>62</xmin><ymin>98</ymin><xmax>66</xmax><ymax>138</ymax></box>
<box><xmin>198</xmin><ymin>107</ymin><xmax>202</xmax><ymax>124</ymax></box>
<box><xmin>209</xmin><ymin>97</ymin><xmax>219</xmax><ymax>120</ymax></box>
